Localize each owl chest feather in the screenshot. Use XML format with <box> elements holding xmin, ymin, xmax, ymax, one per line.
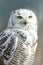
<box><xmin>10</xmin><ymin>43</ymin><xmax>29</xmax><ymax>65</ymax></box>
<box><xmin>9</xmin><ymin>42</ymin><xmax>37</xmax><ymax>65</ymax></box>
<box><xmin>9</xmin><ymin>28</ymin><xmax>37</xmax><ymax>65</ymax></box>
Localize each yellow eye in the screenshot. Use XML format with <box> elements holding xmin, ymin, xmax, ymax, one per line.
<box><xmin>28</xmin><ymin>16</ymin><xmax>32</xmax><ymax>18</ymax></box>
<box><xmin>17</xmin><ymin>16</ymin><xmax>23</xmax><ymax>19</ymax></box>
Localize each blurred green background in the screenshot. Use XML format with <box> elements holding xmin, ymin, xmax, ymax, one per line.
<box><xmin>0</xmin><ymin>0</ymin><xmax>43</xmax><ymax>65</ymax></box>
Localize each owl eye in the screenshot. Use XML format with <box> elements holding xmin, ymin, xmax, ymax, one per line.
<box><xmin>17</xmin><ymin>16</ymin><xmax>23</xmax><ymax>19</ymax></box>
<box><xmin>28</xmin><ymin>16</ymin><xmax>32</xmax><ymax>18</ymax></box>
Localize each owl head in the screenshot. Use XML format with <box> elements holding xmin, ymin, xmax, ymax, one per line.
<box><xmin>7</xmin><ymin>9</ymin><xmax>37</xmax><ymax>30</ymax></box>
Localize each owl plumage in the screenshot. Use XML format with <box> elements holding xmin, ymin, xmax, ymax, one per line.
<box><xmin>0</xmin><ymin>9</ymin><xmax>38</xmax><ymax>65</ymax></box>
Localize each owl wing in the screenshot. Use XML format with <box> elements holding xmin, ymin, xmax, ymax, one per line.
<box><xmin>0</xmin><ymin>29</ymin><xmax>18</xmax><ymax>65</ymax></box>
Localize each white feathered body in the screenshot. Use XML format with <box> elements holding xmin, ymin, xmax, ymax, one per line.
<box><xmin>9</xmin><ymin>27</ymin><xmax>37</xmax><ymax>65</ymax></box>
<box><xmin>0</xmin><ymin>9</ymin><xmax>38</xmax><ymax>65</ymax></box>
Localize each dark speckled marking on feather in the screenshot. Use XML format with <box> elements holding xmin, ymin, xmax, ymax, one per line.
<box><xmin>20</xmin><ymin>34</ymin><xmax>26</xmax><ymax>41</ymax></box>
<box><xmin>0</xmin><ymin>36</ymin><xmax>8</xmax><ymax>45</ymax></box>
<box><xmin>0</xmin><ymin>34</ymin><xmax>10</xmax><ymax>45</ymax></box>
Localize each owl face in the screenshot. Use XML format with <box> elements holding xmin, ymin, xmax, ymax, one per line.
<box><xmin>8</xmin><ymin>9</ymin><xmax>37</xmax><ymax>29</ymax></box>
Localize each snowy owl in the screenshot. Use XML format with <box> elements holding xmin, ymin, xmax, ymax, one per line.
<box><xmin>0</xmin><ymin>9</ymin><xmax>38</xmax><ymax>65</ymax></box>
